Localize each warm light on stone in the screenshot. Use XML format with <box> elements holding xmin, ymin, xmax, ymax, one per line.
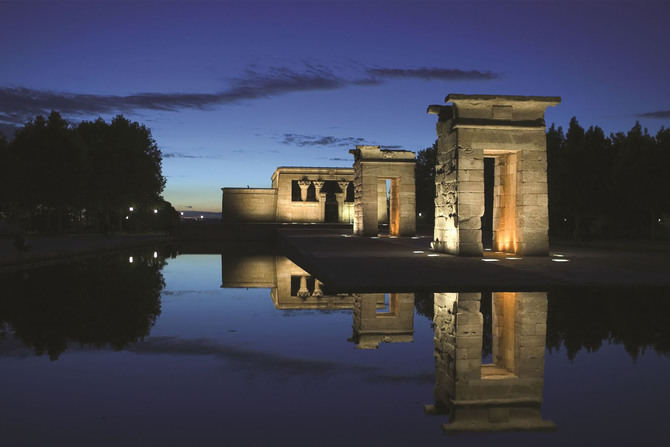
<box><xmin>349</xmin><ymin>145</ymin><xmax>416</xmax><ymax>237</ymax></box>
<box><xmin>428</xmin><ymin>94</ymin><xmax>560</xmax><ymax>256</ymax></box>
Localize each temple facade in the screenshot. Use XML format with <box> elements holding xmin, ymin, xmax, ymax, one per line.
<box><xmin>222</xmin><ymin>167</ymin><xmax>355</xmax><ymax>223</ymax></box>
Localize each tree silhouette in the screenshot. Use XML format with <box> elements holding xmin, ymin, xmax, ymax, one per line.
<box><xmin>415</xmin><ymin>141</ymin><xmax>437</xmax><ymax>222</ymax></box>
<box><xmin>0</xmin><ymin>112</ymin><xmax>171</xmax><ymax>233</ymax></box>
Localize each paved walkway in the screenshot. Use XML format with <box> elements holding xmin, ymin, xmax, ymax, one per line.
<box><xmin>278</xmin><ymin>228</ymin><xmax>670</xmax><ymax>292</ymax></box>
<box><xmin>0</xmin><ymin>233</ymin><xmax>171</xmax><ymax>270</ymax></box>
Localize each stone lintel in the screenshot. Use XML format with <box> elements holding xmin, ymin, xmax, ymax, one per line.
<box><xmin>349</xmin><ymin>145</ymin><xmax>415</xmax><ymax>162</ymax></box>
<box><xmin>452</xmin><ymin>119</ymin><xmax>547</xmax><ymax>130</ymax></box>
<box><xmin>271</xmin><ymin>166</ymin><xmax>354</xmax><ymax>183</ymax></box>
<box><xmin>427</xmin><ymin>104</ymin><xmax>454</xmax><ymax>119</ymax></box>
<box><xmin>221</xmin><ymin>187</ymin><xmax>276</xmax><ymax>194</ymax></box>
<box><xmin>445</xmin><ymin>94</ymin><xmax>561</xmax><ymax>106</ymax></box>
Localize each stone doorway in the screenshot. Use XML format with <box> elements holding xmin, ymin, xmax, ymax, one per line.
<box><xmin>350</xmin><ymin>145</ymin><xmax>416</xmax><ymax>237</ymax></box>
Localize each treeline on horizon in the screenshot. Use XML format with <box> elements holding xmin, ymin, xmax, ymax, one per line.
<box><xmin>415</xmin><ymin>118</ymin><xmax>670</xmax><ymax>240</ymax></box>
<box><xmin>0</xmin><ymin>111</ymin><xmax>178</xmax><ymax>234</ymax></box>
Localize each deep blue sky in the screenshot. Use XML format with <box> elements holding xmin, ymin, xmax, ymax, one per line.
<box><xmin>2</xmin><ymin>0</ymin><xmax>669</xmax><ymax>211</ymax></box>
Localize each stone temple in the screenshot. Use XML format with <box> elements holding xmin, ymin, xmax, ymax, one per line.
<box><xmin>428</xmin><ymin>94</ymin><xmax>560</xmax><ymax>256</ymax></box>
<box><xmin>221</xmin><ymin>146</ymin><xmax>417</xmax><ymax>236</ymax></box>
<box><xmin>221</xmin><ymin>93</ymin><xmax>559</xmax><ymax>255</ymax></box>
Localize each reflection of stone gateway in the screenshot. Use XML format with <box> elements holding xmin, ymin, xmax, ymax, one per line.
<box><xmin>351</xmin><ymin>293</ymin><xmax>415</xmax><ymax>349</ymax></box>
<box><xmin>426</xmin><ymin>292</ymin><xmax>555</xmax><ymax>433</ymax></box>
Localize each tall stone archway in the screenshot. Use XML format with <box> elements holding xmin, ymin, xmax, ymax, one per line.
<box><xmin>349</xmin><ymin>145</ymin><xmax>416</xmax><ymax>237</ymax></box>
<box><xmin>428</xmin><ymin>94</ymin><xmax>560</xmax><ymax>256</ymax></box>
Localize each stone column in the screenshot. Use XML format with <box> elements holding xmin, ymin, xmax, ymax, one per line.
<box><xmin>313</xmin><ymin>180</ymin><xmax>325</xmax><ymax>198</ymax></box>
<box><xmin>337</xmin><ymin>180</ymin><xmax>350</xmax><ymax>223</ymax></box>
<box><xmin>313</xmin><ymin>180</ymin><xmax>326</xmax><ymax>221</ymax></box>
<box><xmin>312</xmin><ymin>280</ymin><xmax>323</xmax><ymax>297</ymax></box>
<box><xmin>297</xmin><ymin>276</ymin><xmax>310</xmax><ymax>297</ymax></box>
<box><xmin>432</xmin><ymin>112</ymin><xmax>485</xmax><ymax>256</ymax></box>
<box><xmin>297</xmin><ymin>179</ymin><xmax>311</xmax><ymax>202</ymax></box>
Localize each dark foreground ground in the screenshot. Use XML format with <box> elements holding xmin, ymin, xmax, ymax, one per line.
<box><xmin>278</xmin><ymin>228</ymin><xmax>670</xmax><ymax>292</ymax></box>
<box><xmin>2</xmin><ymin>223</ymin><xmax>669</xmax><ymax>293</ymax></box>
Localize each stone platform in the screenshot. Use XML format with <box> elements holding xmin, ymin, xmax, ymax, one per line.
<box><xmin>278</xmin><ymin>228</ymin><xmax>670</xmax><ymax>292</ymax></box>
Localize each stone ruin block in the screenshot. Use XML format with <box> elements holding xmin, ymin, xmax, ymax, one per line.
<box><xmin>349</xmin><ymin>145</ymin><xmax>416</xmax><ymax>237</ymax></box>
<box><xmin>428</xmin><ymin>94</ymin><xmax>560</xmax><ymax>256</ymax></box>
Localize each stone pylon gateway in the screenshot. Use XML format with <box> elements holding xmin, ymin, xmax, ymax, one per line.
<box><xmin>349</xmin><ymin>145</ymin><xmax>416</xmax><ymax>237</ymax></box>
<box><xmin>428</xmin><ymin>94</ymin><xmax>560</xmax><ymax>256</ymax></box>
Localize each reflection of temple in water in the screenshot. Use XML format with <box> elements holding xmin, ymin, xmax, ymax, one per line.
<box><xmin>351</xmin><ymin>293</ymin><xmax>414</xmax><ymax>349</ymax></box>
<box><xmin>220</xmin><ymin>254</ymin><xmax>414</xmax><ymax>349</ymax></box>
<box><xmin>426</xmin><ymin>292</ymin><xmax>555</xmax><ymax>433</ymax></box>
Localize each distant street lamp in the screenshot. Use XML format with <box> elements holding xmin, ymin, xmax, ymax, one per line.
<box><xmin>129</xmin><ymin>206</ymin><xmax>134</xmax><ymax>212</ymax></box>
<box><xmin>153</xmin><ymin>209</ymin><xmax>158</xmax><ymax>214</ymax></box>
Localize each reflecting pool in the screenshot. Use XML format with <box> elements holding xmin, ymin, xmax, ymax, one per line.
<box><xmin>1</xmin><ymin>250</ymin><xmax>670</xmax><ymax>446</ymax></box>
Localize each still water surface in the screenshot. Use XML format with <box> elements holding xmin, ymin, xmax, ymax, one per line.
<box><xmin>1</xmin><ymin>251</ymin><xmax>669</xmax><ymax>446</ymax></box>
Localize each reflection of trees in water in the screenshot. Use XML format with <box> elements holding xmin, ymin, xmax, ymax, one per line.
<box><xmin>546</xmin><ymin>288</ymin><xmax>670</xmax><ymax>360</ymax></box>
<box><xmin>416</xmin><ymin>288</ymin><xmax>670</xmax><ymax>361</ymax></box>
<box><xmin>0</xmin><ymin>252</ymin><xmax>165</xmax><ymax>360</ymax></box>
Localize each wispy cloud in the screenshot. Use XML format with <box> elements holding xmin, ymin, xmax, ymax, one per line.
<box><xmin>163</xmin><ymin>152</ymin><xmax>223</xmax><ymax>159</ymax></box>
<box><xmin>281</xmin><ymin>133</ymin><xmax>366</xmax><ymax>147</ymax></box>
<box><xmin>0</xmin><ymin>66</ymin><xmax>355</xmax><ymax>124</ymax></box>
<box><xmin>637</xmin><ymin>110</ymin><xmax>670</xmax><ymax>118</ymax></box>
<box><xmin>127</xmin><ymin>336</ymin><xmax>375</xmax><ymax>377</ymax></box>
<box><xmin>0</xmin><ymin>64</ymin><xmax>500</xmax><ymax>125</ymax></box>
<box><xmin>367</xmin><ymin>67</ymin><xmax>499</xmax><ymax>80</ymax></box>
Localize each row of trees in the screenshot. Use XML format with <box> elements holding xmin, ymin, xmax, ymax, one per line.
<box><xmin>548</xmin><ymin>119</ymin><xmax>670</xmax><ymax>240</ymax></box>
<box><xmin>414</xmin><ymin>119</ymin><xmax>670</xmax><ymax>240</ymax></box>
<box><xmin>0</xmin><ymin>112</ymin><xmax>178</xmax><ymax>233</ymax></box>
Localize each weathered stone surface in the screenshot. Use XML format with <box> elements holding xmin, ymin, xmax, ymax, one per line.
<box><xmin>350</xmin><ymin>145</ymin><xmax>416</xmax><ymax>236</ymax></box>
<box><xmin>428</xmin><ymin>94</ymin><xmax>559</xmax><ymax>256</ymax></box>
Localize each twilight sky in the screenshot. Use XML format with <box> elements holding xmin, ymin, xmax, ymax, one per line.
<box><xmin>1</xmin><ymin>0</ymin><xmax>669</xmax><ymax>212</ymax></box>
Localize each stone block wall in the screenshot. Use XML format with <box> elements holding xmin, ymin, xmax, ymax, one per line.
<box><xmin>350</xmin><ymin>146</ymin><xmax>416</xmax><ymax>236</ymax></box>
<box><xmin>428</xmin><ymin>94</ymin><xmax>559</xmax><ymax>256</ymax></box>
<box><xmin>221</xmin><ymin>188</ymin><xmax>277</xmax><ymax>222</ymax></box>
